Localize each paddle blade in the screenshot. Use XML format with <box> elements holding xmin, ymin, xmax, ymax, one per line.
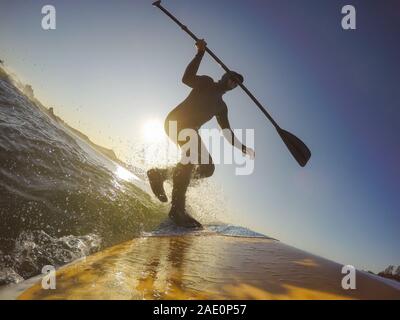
<box><xmin>277</xmin><ymin>128</ymin><xmax>311</xmax><ymax>167</ymax></box>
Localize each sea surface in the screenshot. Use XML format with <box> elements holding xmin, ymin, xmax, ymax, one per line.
<box><xmin>0</xmin><ymin>72</ymin><xmax>267</xmax><ymax>285</ymax></box>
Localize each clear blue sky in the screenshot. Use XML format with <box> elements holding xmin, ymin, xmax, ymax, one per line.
<box><xmin>1</xmin><ymin>0</ymin><xmax>399</xmax><ymax>273</ymax></box>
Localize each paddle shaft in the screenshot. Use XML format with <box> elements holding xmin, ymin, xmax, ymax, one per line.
<box><xmin>152</xmin><ymin>1</ymin><xmax>280</xmax><ymax>130</ymax></box>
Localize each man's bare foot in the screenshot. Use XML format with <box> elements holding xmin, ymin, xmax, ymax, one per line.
<box><xmin>169</xmin><ymin>208</ymin><xmax>203</xmax><ymax>229</ymax></box>
<box><xmin>147</xmin><ymin>169</ymin><xmax>168</xmax><ymax>202</ymax></box>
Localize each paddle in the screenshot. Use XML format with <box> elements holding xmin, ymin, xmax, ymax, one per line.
<box><xmin>152</xmin><ymin>0</ymin><xmax>311</xmax><ymax>167</ymax></box>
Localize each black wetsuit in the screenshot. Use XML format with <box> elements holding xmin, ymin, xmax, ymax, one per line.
<box><xmin>147</xmin><ymin>52</ymin><xmax>245</xmax><ymax>228</ymax></box>
<box><xmin>151</xmin><ymin>51</ymin><xmax>239</xmax><ymax>224</ymax></box>
<box><xmin>165</xmin><ymin>51</ymin><xmax>230</xmax><ymax>134</ymax></box>
<box><xmin>164</xmin><ymin>51</ymin><xmax>237</xmax><ymax>212</ymax></box>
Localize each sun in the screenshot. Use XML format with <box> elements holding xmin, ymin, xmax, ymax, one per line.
<box><xmin>142</xmin><ymin>119</ymin><xmax>165</xmax><ymax>142</ymax></box>
<box><xmin>140</xmin><ymin>118</ymin><xmax>180</xmax><ymax>167</ymax></box>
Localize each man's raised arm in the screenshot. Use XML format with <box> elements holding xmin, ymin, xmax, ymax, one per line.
<box><xmin>182</xmin><ymin>39</ymin><xmax>206</xmax><ymax>88</ymax></box>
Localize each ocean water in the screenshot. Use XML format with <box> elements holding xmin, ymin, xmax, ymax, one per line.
<box><xmin>0</xmin><ymin>70</ymin><xmax>268</xmax><ymax>285</ymax></box>
<box><xmin>0</xmin><ymin>73</ymin><xmax>167</xmax><ymax>284</ymax></box>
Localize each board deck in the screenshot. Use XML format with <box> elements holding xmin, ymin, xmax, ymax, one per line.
<box><xmin>16</xmin><ymin>234</ymin><xmax>400</xmax><ymax>300</ymax></box>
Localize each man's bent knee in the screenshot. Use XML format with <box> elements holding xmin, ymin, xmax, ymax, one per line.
<box><xmin>197</xmin><ymin>163</ymin><xmax>215</xmax><ymax>178</ymax></box>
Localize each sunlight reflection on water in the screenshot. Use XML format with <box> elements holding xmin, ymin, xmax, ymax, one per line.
<box><xmin>115</xmin><ymin>165</ymin><xmax>140</xmax><ymax>182</ymax></box>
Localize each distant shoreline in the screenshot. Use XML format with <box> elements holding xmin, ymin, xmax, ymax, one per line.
<box><xmin>0</xmin><ymin>65</ymin><xmax>130</xmax><ymax>172</ymax></box>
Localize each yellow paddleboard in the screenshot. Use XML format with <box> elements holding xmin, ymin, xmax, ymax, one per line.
<box><xmin>16</xmin><ymin>234</ymin><xmax>400</xmax><ymax>300</ymax></box>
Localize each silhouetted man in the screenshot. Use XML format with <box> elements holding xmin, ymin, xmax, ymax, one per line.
<box><xmin>147</xmin><ymin>39</ymin><xmax>254</xmax><ymax>228</ymax></box>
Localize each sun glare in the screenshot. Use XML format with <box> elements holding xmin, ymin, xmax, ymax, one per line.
<box><xmin>142</xmin><ymin>119</ymin><xmax>165</xmax><ymax>142</ymax></box>
<box><xmin>140</xmin><ymin>118</ymin><xmax>180</xmax><ymax>168</ymax></box>
<box><xmin>115</xmin><ymin>165</ymin><xmax>138</xmax><ymax>182</ymax></box>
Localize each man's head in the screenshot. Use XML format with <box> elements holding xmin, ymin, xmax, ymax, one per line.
<box><xmin>219</xmin><ymin>71</ymin><xmax>244</xmax><ymax>91</ymax></box>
